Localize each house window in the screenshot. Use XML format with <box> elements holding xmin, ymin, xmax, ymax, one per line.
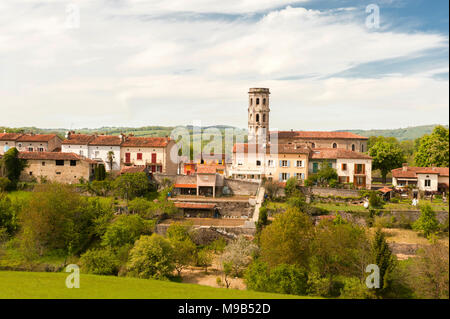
<box><xmin>342</xmin><ymin>163</ymin><xmax>347</xmax><ymax>171</ymax></box>
<box><xmin>355</xmin><ymin>164</ymin><xmax>364</xmax><ymax>174</ymax></box>
<box><xmin>56</xmin><ymin>172</ymin><xmax>61</xmax><ymax>175</ymax></box>
<box><xmin>425</xmin><ymin>179</ymin><xmax>431</xmax><ymax>187</ymax></box>
<box><xmin>281</xmin><ymin>160</ymin><xmax>288</xmax><ymax>167</ymax></box>
<box><xmin>256</xmin><ymin>160</ymin><xmax>261</xmax><ymax>166</ymax></box>
<box><xmin>70</xmin><ymin>160</ymin><xmax>76</xmax><ymax>166</ymax></box>
<box><xmin>256</xmin><ymin>114</ymin><xmax>260</xmax><ymax>122</ymax></box>
<box><xmin>28</xmin><ymin>147</ymin><xmax>33</xmax><ymax>152</ymax></box>
<box><xmin>38</xmin><ymin>147</ymin><xmax>44</xmax><ymax>152</ymax></box>
<box><xmin>361</xmin><ymin>144</ymin><xmax>364</xmax><ymax>152</ymax></box>
<box><xmin>296</xmin><ymin>160</ymin><xmax>303</xmax><ymax>167</ymax></box>
<box><xmin>137</xmin><ymin>153</ymin><xmax>143</xmax><ymax>160</ymax></box>
<box><xmin>256</xmin><ymin>98</ymin><xmax>260</xmax><ymax>105</ymax></box>
<box><xmin>238</xmin><ymin>160</ymin><xmax>243</xmax><ymax>166</ymax></box>
<box><xmin>281</xmin><ymin>173</ymin><xmax>289</xmax><ymax>181</ymax></box>
<box><xmin>352</xmin><ymin>144</ymin><xmax>355</xmax><ymax>151</ymax></box>
<box><xmin>355</xmin><ymin>176</ymin><xmax>365</xmax><ymax>186</ymax></box>
<box><xmin>56</xmin><ymin>160</ymin><xmax>64</xmax><ymax>166</ymax></box>
<box><xmin>311</xmin><ymin>143</ymin><xmax>315</xmax><ymax>148</ymax></box>
<box><xmin>29</xmin><ymin>171</ymin><xmax>33</xmax><ymax>176</ymax></box>
<box><xmin>332</xmin><ymin>143</ymin><xmax>337</xmax><ymax>148</ymax></box>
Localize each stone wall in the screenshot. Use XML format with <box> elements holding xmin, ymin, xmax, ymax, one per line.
<box><xmin>303</xmin><ymin>186</ymin><xmax>361</xmax><ymax>198</ymax></box>
<box><xmin>224</xmin><ymin>178</ymin><xmax>259</xmax><ymax>196</ymax></box>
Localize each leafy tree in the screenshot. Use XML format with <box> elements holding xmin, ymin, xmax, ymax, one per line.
<box><xmin>263</xmin><ymin>179</ymin><xmax>281</xmax><ymax>200</ymax></box>
<box><xmin>220</xmin><ymin>235</ymin><xmax>258</xmax><ymax>277</ymax></box>
<box><xmin>259</xmin><ymin>207</ymin><xmax>314</xmax><ymax>268</ymax></box>
<box><xmin>369</xmin><ymin>139</ymin><xmax>405</xmax><ymax>183</ymax></box>
<box><xmin>94</xmin><ymin>164</ymin><xmax>106</xmax><ymax>181</ymax></box>
<box><xmin>101</xmin><ymin>214</ymin><xmax>154</xmax><ymax>248</ymax></box>
<box><xmin>171</xmin><ymin>238</ymin><xmax>197</xmax><ymax>276</ymax></box>
<box><xmin>128</xmin><ymin>197</ymin><xmax>152</xmax><ymax>216</ymax></box>
<box><xmin>414</xmin><ymin>125</ymin><xmax>449</xmax><ymax>167</ymax></box>
<box><xmin>88</xmin><ymin>180</ymin><xmax>111</xmax><ymax>196</ymax></box>
<box><xmin>80</xmin><ymin>248</ymin><xmax>120</xmax><ymax>275</ymax></box>
<box><xmin>195</xmin><ymin>248</ymin><xmax>213</xmax><ymax>273</ymax></box>
<box><xmin>369</xmin><ymin>191</ymin><xmax>383</xmax><ymax>208</ymax></box>
<box><xmin>148</xmin><ymin>187</ymin><xmax>178</xmax><ymax>217</ymax></box>
<box><xmin>316</xmin><ymin>161</ymin><xmax>338</xmax><ymax>187</ymax></box>
<box><xmin>285</xmin><ymin>177</ymin><xmax>299</xmax><ymax>197</ymax></box>
<box><xmin>372</xmin><ymin>229</ymin><xmax>396</xmax><ymax>297</ymax></box>
<box><xmin>0</xmin><ymin>148</ymin><xmax>27</xmax><ymax>190</ymax></box>
<box><xmin>0</xmin><ymin>193</ymin><xmax>20</xmax><ymax>237</ymax></box>
<box><xmin>408</xmin><ymin>241</ymin><xmax>449</xmax><ymax>299</ymax></box>
<box><xmin>0</xmin><ymin>177</ymin><xmax>11</xmax><ymax>192</ymax></box>
<box><xmin>127</xmin><ymin>234</ymin><xmax>175</xmax><ymax>279</ymax></box>
<box><xmin>413</xmin><ymin>204</ymin><xmax>439</xmax><ymax>237</ymax></box>
<box><xmin>166</xmin><ymin>222</ymin><xmax>192</xmax><ymax>242</ymax></box>
<box><xmin>114</xmin><ymin>172</ymin><xmax>150</xmax><ymax>203</ymax></box>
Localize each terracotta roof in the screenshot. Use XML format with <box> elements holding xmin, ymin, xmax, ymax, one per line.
<box><xmin>196</xmin><ymin>165</ymin><xmax>217</xmax><ymax>174</ymax></box>
<box><xmin>174</xmin><ymin>183</ymin><xmax>197</xmax><ymax>188</ymax></box>
<box><xmin>378</xmin><ymin>187</ymin><xmax>393</xmax><ymax>193</ymax></box>
<box><xmin>89</xmin><ymin>135</ymin><xmax>122</xmax><ymax>146</ymax></box>
<box><xmin>120</xmin><ymin>165</ymin><xmax>147</xmax><ymax>174</ymax></box>
<box><xmin>62</xmin><ymin>134</ymin><xmax>95</xmax><ymax>145</ymax></box>
<box><xmin>174</xmin><ymin>202</ymin><xmax>216</xmax><ymax>209</ymax></box>
<box><xmin>16</xmin><ymin>134</ymin><xmax>60</xmax><ymax>143</ymax></box>
<box><xmin>122</xmin><ymin>137</ymin><xmax>170</xmax><ymax>148</ymax></box>
<box><xmin>18</xmin><ymin>151</ymin><xmax>96</xmax><ymax>163</ymax></box>
<box><xmin>392</xmin><ymin>166</ymin><xmax>449</xmax><ymax>178</ymax></box>
<box><xmin>0</xmin><ymin>133</ymin><xmax>23</xmax><ymax>141</ymax></box>
<box><xmin>310</xmin><ymin>148</ymin><xmax>372</xmax><ymax>160</ymax></box>
<box><xmin>276</xmin><ymin>143</ymin><xmax>311</xmax><ymax>155</ymax></box>
<box><xmin>274</xmin><ymin>131</ymin><xmax>368</xmax><ymax>140</ymax></box>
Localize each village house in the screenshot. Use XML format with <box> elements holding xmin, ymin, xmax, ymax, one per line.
<box><xmin>309</xmin><ymin>148</ymin><xmax>372</xmax><ymax>189</ymax></box>
<box><xmin>182</xmin><ymin>153</ymin><xmax>228</xmax><ymax>176</ymax></box>
<box><xmin>18</xmin><ymin>151</ymin><xmax>97</xmax><ymax>184</ymax></box>
<box><xmin>0</xmin><ymin>132</ymin><xmax>62</xmax><ymax>155</ymax></box>
<box><xmin>392</xmin><ymin>164</ymin><xmax>449</xmax><ymax>193</ymax></box>
<box><xmin>120</xmin><ymin>136</ymin><xmax>177</xmax><ymax>175</ymax></box>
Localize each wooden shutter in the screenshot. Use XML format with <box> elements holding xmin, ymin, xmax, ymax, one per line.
<box><xmin>362</xmin><ymin>164</ymin><xmax>366</xmax><ymax>174</ymax></box>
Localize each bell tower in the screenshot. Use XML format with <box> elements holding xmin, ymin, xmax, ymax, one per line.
<box><xmin>248</xmin><ymin>88</ymin><xmax>270</xmax><ymax>145</ymax></box>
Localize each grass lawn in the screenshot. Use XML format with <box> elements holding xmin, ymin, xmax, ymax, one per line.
<box><xmin>0</xmin><ymin>271</ymin><xmax>314</xmax><ymax>299</ymax></box>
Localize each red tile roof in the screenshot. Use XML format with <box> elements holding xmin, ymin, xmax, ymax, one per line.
<box><xmin>122</xmin><ymin>136</ymin><xmax>170</xmax><ymax>148</ymax></box>
<box><xmin>18</xmin><ymin>151</ymin><xmax>96</xmax><ymax>163</ymax></box>
<box><xmin>174</xmin><ymin>183</ymin><xmax>197</xmax><ymax>188</ymax></box>
<box><xmin>196</xmin><ymin>165</ymin><xmax>218</xmax><ymax>174</ymax></box>
<box><xmin>378</xmin><ymin>187</ymin><xmax>393</xmax><ymax>193</ymax></box>
<box><xmin>0</xmin><ymin>133</ymin><xmax>23</xmax><ymax>141</ymax></box>
<box><xmin>89</xmin><ymin>135</ymin><xmax>122</xmax><ymax>146</ymax></box>
<box><xmin>274</xmin><ymin>131</ymin><xmax>368</xmax><ymax>140</ymax></box>
<box><xmin>120</xmin><ymin>165</ymin><xmax>147</xmax><ymax>174</ymax></box>
<box><xmin>62</xmin><ymin>134</ymin><xmax>95</xmax><ymax>145</ymax></box>
<box><xmin>16</xmin><ymin>134</ymin><xmax>60</xmax><ymax>143</ymax></box>
<box><xmin>174</xmin><ymin>202</ymin><xmax>216</xmax><ymax>209</ymax></box>
<box><xmin>392</xmin><ymin>166</ymin><xmax>449</xmax><ymax>178</ymax></box>
<box><xmin>310</xmin><ymin>148</ymin><xmax>372</xmax><ymax>160</ymax></box>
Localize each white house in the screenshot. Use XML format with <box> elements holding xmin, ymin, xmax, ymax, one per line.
<box><xmin>392</xmin><ymin>164</ymin><xmax>449</xmax><ymax>193</ymax></box>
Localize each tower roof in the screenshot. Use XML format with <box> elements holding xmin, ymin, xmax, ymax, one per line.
<box><xmin>249</xmin><ymin>88</ymin><xmax>270</xmax><ymax>94</ymax></box>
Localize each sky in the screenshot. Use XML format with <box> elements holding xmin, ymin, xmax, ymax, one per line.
<box><xmin>0</xmin><ymin>0</ymin><xmax>448</xmax><ymax>130</ymax></box>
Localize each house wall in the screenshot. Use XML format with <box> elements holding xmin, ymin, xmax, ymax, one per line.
<box><xmin>62</xmin><ymin>144</ymin><xmax>90</xmax><ymax>157</ymax></box>
<box><xmin>0</xmin><ymin>141</ymin><xmax>15</xmax><ymax>155</ymax></box>
<box><xmin>417</xmin><ymin>173</ymin><xmax>439</xmax><ymax>191</ymax></box>
<box><xmin>272</xmin><ymin>153</ymin><xmax>308</xmax><ymax>182</ymax></box>
<box><xmin>15</xmin><ymin>141</ymin><xmax>49</xmax><ymax>152</ymax></box>
<box><xmin>278</xmin><ymin>138</ymin><xmax>367</xmax><ymax>152</ymax></box>
<box><xmin>89</xmin><ymin>145</ymin><xmax>121</xmax><ymax>171</ymax></box>
<box><xmin>20</xmin><ymin>159</ymin><xmax>93</xmax><ymax>184</ymax></box>
<box><xmin>336</xmin><ymin>158</ymin><xmax>372</xmax><ymax>189</ymax></box>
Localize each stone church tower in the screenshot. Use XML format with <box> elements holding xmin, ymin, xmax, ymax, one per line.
<box><xmin>248</xmin><ymin>88</ymin><xmax>270</xmax><ymax>145</ymax></box>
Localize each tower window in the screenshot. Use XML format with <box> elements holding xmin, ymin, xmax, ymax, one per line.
<box><xmin>256</xmin><ymin>98</ymin><xmax>260</xmax><ymax>105</ymax></box>
<box><xmin>332</xmin><ymin>143</ymin><xmax>337</xmax><ymax>148</ymax></box>
<box><xmin>263</xmin><ymin>98</ymin><xmax>266</xmax><ymax>105</ymax></box>
<box><xmin>263</xmin><ymin>114</ymin><xmax>266</xmax><ymax>122</ymax></box>
<box><xmin>256</xmin><ymin>114</ymin><xmax>260</xmax><ymax>122</ymax></box>
<box><xmin>352</xmin><ymin>144</ymin><xmax>355</xmax><ymax>151</ymax></box>
<box><xmin>311</xmin><ymin>143</ymin><xmax>315</xmax><ymax>148</ymax></box>
<box><xmin>250</xmin><ymin>98</ymin><xmax>252</xmax><ymax>105</ymax></box>
<box><xmin>361</xmin><ymin>144</ymin><xmax>364</xmax><ymax>152</ymax></box>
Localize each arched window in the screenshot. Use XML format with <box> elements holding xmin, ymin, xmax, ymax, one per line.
<box><xmin>250</xmin><ymin>113</ymin><xmax>252</xmax><ymax>120</ymax></box>
<box><xmin>352</xmin><ymin>144</ymin><xmax>355</xmax><ymax>151</ymax></box>
<box><xmin>262</xmin><ymin>114</ymin><xmax>266</xmax><ymax>122</ymax></box>
<box><xmin>256</xmin><ymin>98</ymin><xmax>260</xmax><ymax>105</ymax></box>
<box><xmin>263</xmin><ymin>98</ymin><xmax>266</xmax><ymax>105</ymax></box>
<box><xmin>250</xmin><ymin>98</ymin><xmax>253</xmax><ymax>106</ymax></box>
<box><xmin>332</xmin><ymin>143</ymin><xmax>337</xmax><ymax>148</ymax></box>
<box><xmin>361</xmin><ymin>144</ymin><xmax>364</xmax><ymax>152</ymax></box>
<box><xmin>311</xmin><ymin>143</ymin><xmax>315</xmax><ymax>148</ymax></box>
<box><xmin>256</xmin><ymin>114</ymin><xmax>260</xmax><ymax>122</ymax></box>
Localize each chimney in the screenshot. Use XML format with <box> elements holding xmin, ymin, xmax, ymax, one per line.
<box><xmin>65</xmin><ymin>131</ymin><xmax>71</xmax><ymax>139</ymax></box>
<box><xmin>402</xmin><ymin>163</ymin><xmax>408</xmax><ymax>172</ymax></box>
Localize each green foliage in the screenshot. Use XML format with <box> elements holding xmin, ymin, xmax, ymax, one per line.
<box><xmin>170</xmin><ymin>237</ymin><xmax>197</xmax><ymax>276</ymax></box>
<box><xmin>127</xmin><ymin>234</ymin><xmax>175</xmax><ymax>280</ymax></box>
<box><xmin>220</xmin><ymin>236</ymin><xmax>258</xmax><ymax>277</ymax></box>
<box><xmin>369</xmin><ymin>138</ymin><xmax>405</xmax><ymax>182</ymax></box>
<box><xmin>102</xmin><ymin>215</ymin><xmax>154</xmax><ymax>248</ymax></box>
<box><xmin>88</xmin><ymin>180</ymin><xmax>111</xmax><ymax>196</ymax></box>
<box><xmin>94</xmin><ymin>164</ymin><xmax>106</xmax><ymax>181</ymax></box>
<box><xmin>0</xmin><ymin>193</ymin><xmax>20</xmax><ymax>237</ymax></box>
<box><xmin>166</xmin><ymin>222</ymin><xmax>192</xmax><ymax>242</ymax></box>
<box><xmin>80</xmin><ymin>248</ymin><xmax>120</xmax><ymax>275</ymax></box>
<box><xmin>339</xmin><ymin>277</ymin><xmax>376</xmax><ymax>299</ymax></box>
<box><xmin>195</xmin><ymin>248</ymin><xmax>213</xmax><ymax>273</ymax></box>
<box><xmin>263</xmin><ymin>179</ymin><xmax>281</xmax><ymax>200</ymax></box>
<box><xmin>0</xmin><ymin>177</ymin><xmax>11</xmax><ymax>192</ymax></box>
<box><xmin>128</xmin><ymin>197</ymin><xmax>153</xmax><ymax>216</ymax></box>
<box><xmin>371</xmin><ymin>229</ymin><xmax>396</xmax><ymax>297</ymax></box>
<box><xmin>0</xmin><ymin>148</ymin><xmax>27</xmax><ymax>190</ymax></box>
<box><xmin>369</xmin><ymin>191</ymin><xmax>383</xmax><ymax>208</ymax></box>
<box><xmin>414</xmin><ymin>125</ymin><xmax>449</xmax><ymax>167</ymax></box>
<box><xmin>413</xmin><ymin>204</ymin><xmax>439</xmax><ymax>237</ymax></box>
<box><xmin>285</xmin><ymin>177</ymin><xmax>299</xmax><ymax>197</ymax></box>
<box><xmin>148</xmin><ymin>187</ymin><xmax>178</xmax><ymax>217</ymax></box>
<box><xmin>245</xmin><ymin>260</ymin><xmax>309</xmax><ymax>296</ymax></box>
<box><xmin>317</xmin><ymin>161</ymin><xmax>338</xmax><ymax>187</ymax></box>
<box><xmin>114</xmin><ymin>173</ymin><xmax>150</xmax><ymax>201</ymax></box>
<box><xmin>260</xmin><ymin>207</ymin><xmax>314</xmax><ymax>268</ymax></box>
<box><xmin>207</xmin><ymin>237</ymin><xmax>227</xmax><ymax>253</ymax></box>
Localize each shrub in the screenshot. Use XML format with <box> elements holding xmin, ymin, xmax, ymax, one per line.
<box><xmin>128</xmin><ymin>197</ymin><xmax>152</xmax><ymax>216</ymax></box>
<box><xmin>369</xmin><ymin>191</ymin><xmax>383</xmax><ymax>208</ymax></box>
<box><xmin>102</xmin><ymin>215</ymin><xmax>154</xmax><ymax>248</ymax></box>
<box><xmin>80</xmin><ymin>248</ymin><xmax>120</xmax><ymax>275</ymax></box>
<box><xmin>127</xmin><ymin>234</ymin><xmax>175</xmax><ymax>279</ymax></box>
<box><xmin>413</xmin><ymin>204</ymin><xmax>439</xmax><ymax>237</ymax></box>
<box><xmin>0</xmin><ymin>177</ymin><xmax>11</xmax><ymax>192</ymax></box>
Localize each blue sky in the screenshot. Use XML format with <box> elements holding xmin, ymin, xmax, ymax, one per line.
<box><xmin>0</xmin><ymin>0</ymin><xmax>448</xmax><ymax>130</ymax></box>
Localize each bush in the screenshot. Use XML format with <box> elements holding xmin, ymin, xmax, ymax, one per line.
<box><xmin>369</xmin><ymin>191</ymin><xmax>383</xmax><ymax>208</ymax></box>
<box><xmin>413</xmin><ymin>204</ymin><xmax>439</xmax><ymax>237</ymax></box>
<box><xmin>128</xmin><ymin>197</ymin><xmax>152</xmax><ymax>216</ymax></box>
<box><xmin>80</xmin><ymin>248</ymin><xmax>120</xmax><ymax>275</ymax></box>
<box><xmin>390</xmin><ymin>197</ymin><xmax>400</xmax><ymax>203</ymax></box>
<box><xmin>102</xmin><ymin>215</ymin><xmax>154</xmax><ymax>248</ymax></box>
<box><xmin>127</xmin><ymin>234</ymin><xmax>175</xmax><ymax>279</ymax></box>
<box><xmin>339</xmin><ymin>277</ymin><xmax>376</xmax><ymax>299</ymax></box>
<box><xmin>0</xmin><ymin>177</ymin><xmax>11</xmax><ymax>192</ymax></box>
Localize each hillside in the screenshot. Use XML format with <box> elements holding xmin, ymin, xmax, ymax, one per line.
<box><xmin>336</xmin><ymin>124</ymin><xmax>448</xmax><ymax>141</ymax></box>
<box><xmin>0</xmin><ymin>271</ymin><xmax>311</xmax><ymax>299</ymax></box>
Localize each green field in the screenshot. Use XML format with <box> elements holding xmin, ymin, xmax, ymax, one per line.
<box><xmin>0</xmin><ymin>271</ymin><xmax>313</xmax><ymax>299</ymax></box>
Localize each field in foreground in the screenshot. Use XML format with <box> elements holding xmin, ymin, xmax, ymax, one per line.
<box><xmin>0</xmin><ymin>271</ymin><xmax>312</xmax><ymax>299</ymax></box>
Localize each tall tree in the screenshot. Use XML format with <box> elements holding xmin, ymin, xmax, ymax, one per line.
<box><xmin>0</xmin><ymin>147</ymin><xmax>27</xmax><ymax>189</ymax></box>
<box><xmin>372</xmin><ymin>229</ymin><xmax>396</xmax><ymax>297</ymax></box>
<box><xmin>369</xmin><ymin>139</ymin><xmax>405</xmax><ymax>183</ymax></box>
<box><xmin>414</xmin><ymin>125</ymin><xmax>449</xmax><ymax>167</ymax></box>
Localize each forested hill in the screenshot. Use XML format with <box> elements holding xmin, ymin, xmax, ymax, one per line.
<box><xmin>336</xmin><ymin>125</ymin><xmax>449</xmax><ymax>141</ymax></box>
<box><xmin>1</xmin><ymin>124</ymin><xmax>447</xmax><ymax>141</ymax></box>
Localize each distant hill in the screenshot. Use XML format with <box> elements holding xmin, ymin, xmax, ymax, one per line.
<box><xmin>335</xmin><ymin>124</ymin><xmax>448</xmax><ymax>141</ymax></box>
<box><xmin>1</xmin><ymin>124</ymin><xmax>447</xmax><ymax>141</ymax></box>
